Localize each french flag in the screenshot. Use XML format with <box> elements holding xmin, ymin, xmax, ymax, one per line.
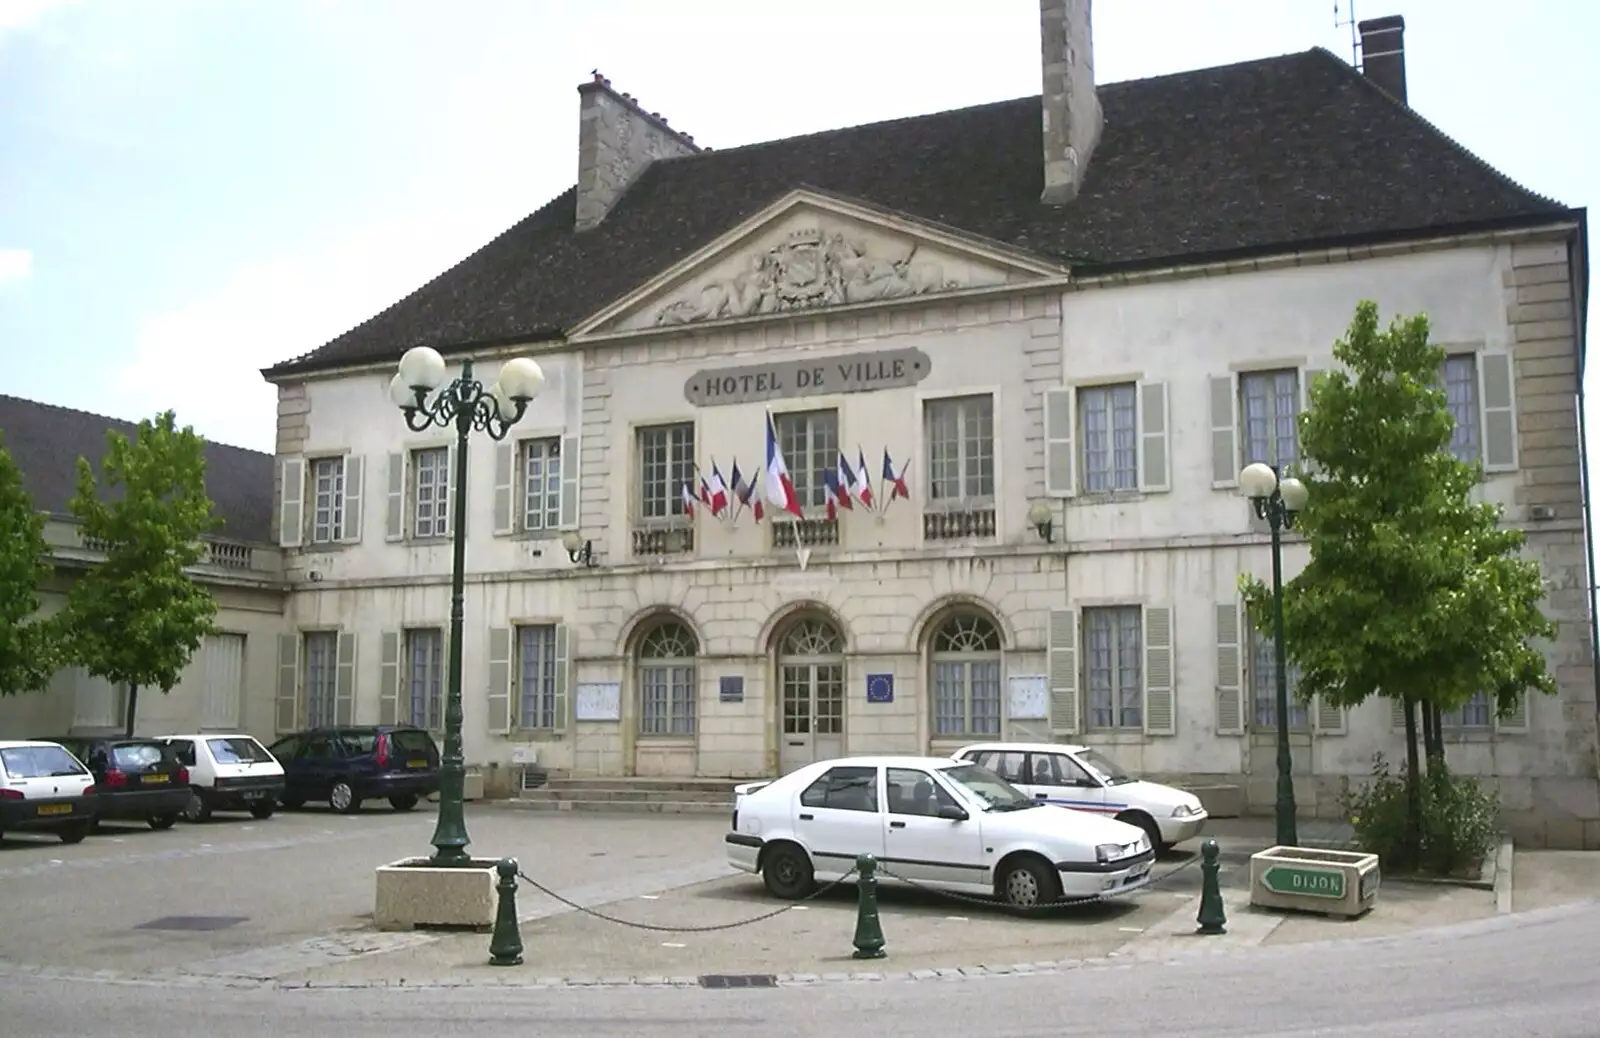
<box><xmin>853</xmin><ymin>447</ymin><xmax>874</xmax><ymax>509</ymax></box>
<box><xmin>823</xmin><ymin>472</ymin><xmax>843</xmax><ymax>522</ymax></box>
<box><xmin>707</xmin><ymin>461</ymin><xmax>729</xmax><ymax>516</ymax></box>
<box><xmin>730</xmin><ymin>460</ymin><xmax>764</xmax><ymax>523</ymax></box>
<box><xmin>680</xmin><ymin>483</ymin><xmax>698</xmax><ymax>519</ymax></box>
<box><xmin>882</xmin><ymin>448</ymin><xmax>910</xmax><ymax>500</ymax></box>
<box><xmin>764</xmin><ymin>412</ymin><xmax>804</xmax><ymax>519</ymax></box>
<box><xmin>833</xmin><ymin>452</ymin><xmax>856</xmax><ymax>511</ymax></box>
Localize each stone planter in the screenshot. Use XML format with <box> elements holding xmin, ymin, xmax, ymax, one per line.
<box><xmin>374</xmin><ymin>856</ymin><xmax>499</xmax><ymax>931</ymax></box>
<box><xmin>1249</xmin><ymin>845</ymin><xmax>1381</xmax><ymax>918</ymax></box>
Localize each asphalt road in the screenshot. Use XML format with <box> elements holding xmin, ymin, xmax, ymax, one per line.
<box><xmin>9</xmin><ymin>899</ymin><xmax>1598</xmax><ymax>1037</ymax></box>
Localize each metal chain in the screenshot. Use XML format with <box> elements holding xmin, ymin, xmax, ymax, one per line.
<box><xmin>515</xmin><ymin>866</ymin><xmax>859</xmax><ymax>933</ymax></box>
<box><xmin>873</xmin><ymin>853</ymin><xmax>1201</xmax><ymax>912</ymax></box>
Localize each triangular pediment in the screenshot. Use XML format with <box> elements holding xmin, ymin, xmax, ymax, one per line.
<box><xmin>570</xmin><ymin>189</ymin><xmax>1068</xmax><ymax>338</ymax></box>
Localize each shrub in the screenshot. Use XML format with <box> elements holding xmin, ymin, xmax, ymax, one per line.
<box><xmin>1342</xmin><ymin>753</ymin><xmax>1500</xmax><ymax>876</ymax></box>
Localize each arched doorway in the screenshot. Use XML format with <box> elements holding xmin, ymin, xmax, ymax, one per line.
<box><xmin>636</xmin><ymin>619</ymin><xmax>698</xmax><ymax>738</ymax></box>
<box><xmin>777</xmin><ymin>617</ymin><xmax>846</xmax><ymax>773</ymax></box>
<box><xmin>930</xmin><ymin>612</ymin><xmax>1004</xmax><ymax>740</ymax></box>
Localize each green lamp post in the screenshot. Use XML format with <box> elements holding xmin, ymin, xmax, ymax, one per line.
<box><xmin>389</xmin><ymin>346</ymin><xmax>545</xmax><ymax>866</ymax></box>
<box><xmin>1239</xmin><ymin>460</ymin><xmax>1309</xmax><ymax>849</ymax></box>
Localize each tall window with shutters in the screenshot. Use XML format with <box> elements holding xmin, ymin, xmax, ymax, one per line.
<box><xmin>404</xmin><ymin>628</ymin><xmax>444</xmax><ymax>730</ymax></box>
<box><xmin>302</xmin><ymin>631</ymin><xmax>338</xmax><ymax>729</ymax></box>
<box><xmin>1443</xmin><ymin>691</ymin><xmax>1494</xmax><ymax>728</ymax></box>
<box><xmin>1239</xmin><ymin>369</ymin><xmax>1301</xmax><ymax>470</ymax></box>
<box><xmin>520</xmin><ymin>438</ymin><xmax>562</xmax><ymax>532</ymax></box>
<box><xmin>1078</xmin><ymin>383</ymin><xmax>1137</xmax><ymax>493</ymax></box>
<box><xmin>772</xmin><ymin>409</ymin><xmax>840</xmax><ymax>547</ymax></box>
<box><xmin>1442</xmin><ymin>354</ymin><xmax>1481</xmax><ymax>464</ymax></box>
<box><xmin>1248</xmin><ymin>629</ymin><xmax>1308</xmax><ymax>730</ymax></box>
<box><xmin>309</xmin><ymin>457</ymin><xmax>346</xmax><ymax>544</ymax></box>
<box><xmin>924</xmin><ymin>395</ymin><xmax>996</xmax><ymax>540</ymax></box>
<box><xmin>929</xmin><ymin>613</ymin><xmax>1003</xmax><ymax>737</ymax></box>
<box><xmin>634</xmin><ymin>423</ymin><xmax>695</xmax><ymax>556</ymax></box>
<box><xmin>516</xmin><ymin>624</ymin><xmax>560</xmax><ymax>730</ymax></box>
<box><xmin>411</xmin><ymin>447</ymin><xmax>451</xmax><ymax>539</ymax></box>
<box><xmin>1084</xmin><ymin>606</ymin><xmax>1143</xmax><ymax>730</ymax></box>
<box><xmin>637</xmin><ymin>620</ymin><xmax>697</xmax><ymax>736</ymax></box>
<box><xmin>1043</xmin><ymin>381</ymin><xmax>1169</xmax><ymax>499</ymax></box>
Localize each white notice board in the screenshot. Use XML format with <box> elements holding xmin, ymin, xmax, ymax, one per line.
<box><xmin>574</xmin><ymin>681</ymin><xmax>622</xmax><ymax>722</ymax></box>
<box><xmin>1007</xmin><ymin>675</ymin><xmax>1048</xmax><ymax>721</ymax></box>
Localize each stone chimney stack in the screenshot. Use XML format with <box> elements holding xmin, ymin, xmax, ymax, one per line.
<box><xmin>1357</xmin><ymin>15</ymin><xmax>1407</xmax><ymax>104</ymax></box>
<box><xmin>575</xmin><ymin>72</ymin><xmax>702</xmax><ymax>232</ymax></box>
<box><xmin>1039</xmin><ymin>0</ymin><xmax>1102</xmax><ymax>205</ymax></box>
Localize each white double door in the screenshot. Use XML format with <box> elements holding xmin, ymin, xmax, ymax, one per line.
<box><xmin>779</xmin><ymin>661</ymin><xmax>844</xmax><ymax>774</ymax></box>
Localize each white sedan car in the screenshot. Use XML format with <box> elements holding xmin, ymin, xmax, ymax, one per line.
<box><xmin>950</xmin><ymin>742</ymin><xmax>1208</xmax><ymax>852</ymax></box>
<box><xmin>726</xmin><ymin>755</ymin><xmax>1154</xmax><ymax>909</ymax></box>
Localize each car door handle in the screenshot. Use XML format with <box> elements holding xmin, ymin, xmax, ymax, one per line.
<box><xmin>1035</xmin><ymin>793</ymin><xmax>1048</xmax><ymax>799</ymax></box>
<box><xmin>798</xmin><ymin>813</ymin><xmax>814</xmax><ymax>821</ymax></box>
<box><xmin>889</xmin><ymin>821</ymin><xmax>906</xmax><ymax>829</ymax></box>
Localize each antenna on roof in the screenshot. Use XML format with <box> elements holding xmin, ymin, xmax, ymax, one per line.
<box><xmin>1333</xmin><ymin>0</ymin><xmax>1361</xmax><ymax>68</ymax></box>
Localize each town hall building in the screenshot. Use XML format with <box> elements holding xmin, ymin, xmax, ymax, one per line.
<box><xmin>260</xmin><ymin>4</ymin><xmax>1597</xmax><ymax>845</ymax></box>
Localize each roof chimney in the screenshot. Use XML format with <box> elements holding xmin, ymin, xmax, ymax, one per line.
<box><xmin>1039</xmin><ymin>0</ymin><xmax>1102</xmax><ymax>205</ymax></box>
<box><xmin>1357</xmin><ymin>15</ymin><xmax>1407</xmax><ymax>104</ymax></box>
<box><xmin>575</xmin><ymin>73</ymin><xmax>701</xmax><ymax>232</ymax></box>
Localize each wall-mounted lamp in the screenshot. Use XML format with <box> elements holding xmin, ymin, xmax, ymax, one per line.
<box><xmin>561</xmin><ymin>530</ymin><xmax>595</xmax><ymax>567</ymax></box>
<box><xmin>1027</xmin><ymin>501</ymin><xmax>1055</xmax><ymax>544</ymax></box>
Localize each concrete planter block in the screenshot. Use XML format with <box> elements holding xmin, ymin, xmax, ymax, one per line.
<box><xmin>1184</xmin><ymin>784</ymin><xmax>1243</xmax><ymax>819</ymax></box>
<box><xmin>1249</xmin><ymin>845</ymin><xmax>1381</xmax><ymax>918</ymax></box>
<box><xmin>374</xmin><ymin>856</ymin><xmax>499</xmax><ymax>931</ymax></box>
<box><xmin>426</xmin><ymin>771</ymin><xmax>485</xmax><ymax>803</ymax></box>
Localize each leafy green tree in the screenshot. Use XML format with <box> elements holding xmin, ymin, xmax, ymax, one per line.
<box><xmin>1241</xmin><ymin>301</ymin><xmax>1556</xmax><ymax>865</ymax></box>
<box><xmin>64</xmin><ymin>411</ymin><xmax>221</xmax><ymax>735</ymax></box>
<box><xmin>0</xmin><ymin>437</ymin><xmax>65</xmax><ymax>696</ymax></box>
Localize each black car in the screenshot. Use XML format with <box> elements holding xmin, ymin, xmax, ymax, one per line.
<box><xmin>42</xmin><ymin>736</ymin><xmax>190</xmax><ymax>831</ymax></box>
<box><xmin>269</xmin><ymin>725</ymin><xmax>441</xmax><ymax>814</ymax></box>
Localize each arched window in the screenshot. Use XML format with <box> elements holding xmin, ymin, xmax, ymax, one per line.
<box><xmin>930</xmin><ymin>613</ymin><xmax>1002</xmax><ymax>737</ymax></box>
<box><xmin>777</xmin><ymin>617</ymin><xmax>846</xmax><ymax>772</ymax></box>
<box><xmin>637</xmin><ymin>620</ymin><xmax>697</xmax><ymax>736</ymax></box>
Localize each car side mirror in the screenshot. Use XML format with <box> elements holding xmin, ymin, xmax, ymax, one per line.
<box><xmin>937</xmin><ymin>804</ymin><xmax>969</xmax><ymax>822</ymax></box>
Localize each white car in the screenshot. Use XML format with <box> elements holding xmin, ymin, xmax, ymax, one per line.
<box><xmin>951</xmin><ymin>742</ymin><xmax>1207</xmax><ymax>852</ymax></box>
<box><xmin>726</xmin><ymin>755</ymin><xmax>1154</xmax><ymax>909</ymax></box>
<box><xmin>160</xmin><ymin>734</ymin><xmax>286</xmax><ymax>822</ymax></box>
<box><xmin>0</xmin><ymin>739</ymin><xmax>98</xmax><ymax>844</ymax></box>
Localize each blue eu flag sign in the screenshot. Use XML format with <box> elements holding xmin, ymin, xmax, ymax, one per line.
<box><xmin>866</xmin><ymin>673</ymin><xmax>894</xmax><ymax>704</ymax></box>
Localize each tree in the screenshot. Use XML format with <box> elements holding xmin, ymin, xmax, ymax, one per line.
<box><xmin>64</xmin><ymin>410</ymin><xmax>221</xmax><ymax>735</ymax></box>
<box><xmin>0</xmin><ymin>437</ymin><xmax>65</xmax><ymax>696</ymax></box>
<box><xmin>1240</xmin><ymin>301</ymin><xmax>1557</xmax><ymax>864</ymax></box>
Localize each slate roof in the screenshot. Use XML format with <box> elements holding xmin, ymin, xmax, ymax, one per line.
<box><xmin>0</xmin><ymin>395</ymin><xmax>276</xmax><ymax>544</ymax></box>
<box><xmin>266</xmin><ymin>47</ymin><xmax>1573</xmax><ymax>378</ymax></box>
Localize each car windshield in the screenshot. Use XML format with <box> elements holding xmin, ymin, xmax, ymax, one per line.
<box><xmin>1</xmin><ymin>745</ymin><xmax>88</xmax><ymax>779</ymax></box>
<box><xmin>111</xmin><ymin>743</ymin><xmax>168</xmax><ymax>770</ymax></box>
<box><xmin>207</xmin><ymin>737</ymin><xmax>273</xmax><ymax>764</ymax></box>
<box><xmin>389</xmin><ymin>730</ymin><xmax>436</xmax><ymax>755</ymax></box>
<box><xmin>1075</xmin><ymin>749</ymin><xmax>1135</xmax><ymax>785</ymax></box>
<box><xmin>937</xmin><ymin>763</ymin><xmax>1037</xmax><ymax>812</ymax></box>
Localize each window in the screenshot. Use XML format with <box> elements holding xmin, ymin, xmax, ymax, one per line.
<box><xmin>1239</xmin><ymin>369</ymin><xmax>1300</xmax><ymax>469</ymax></box>
<box><xmin>0</xmin><ymin>745</ymin><xmax>86</xmax><ymax>779</ymax></box>
<box><xmin>302</xmin><ymin>631</ymin><xmax>338</xmax><ymax>728</ymax></box>
<box><xmin>310</xmin><ymin>457</ymin><xmax>345</xmax><ymax>543</ymax></box>
<box><xmin>637</xmin><ymin>423</ymin><xmax>695</xmax><ymax>522</ymax></box>
<box><xmin>1079</xmin><ymin>383</ymin><xmax>1137</xmax><ymax>493</ymax></box>
<box><xmin>925</xmin><ymin>395</ymin><xmax>994</xmax><ymax>502</ymax></box>
<box><xmin>405</xmin><ymin>628</ymin><xmax>444</xmax><ymax>730</ymax></box>
<box><xmin>412</xmin><ymin>447</ymin><xmax>450</xmax><ymax>538</ymax></box>
<box><xmin>885</xmin><ymin>767</ymin><xmax>961</xmax><ymax>816</ymax></box>
<box><xmin>1030</xmin><ymin>752</ymin><xmax>1098</xmax><ymax>788</ymax></box>
<box><xmin>774</xmin><ymin>409</ymin><xmax>838</xmax><ymax>512</ymax></box>
<box><xmin>799</xmin><ymin>765</ymin><xmax>879</xmax><ymax>812</ymax></box>
<box><xmin>969</xmin><ymin>749</ymin><xmax>1026</xmax><ymax>784</ymax></box>
<box><xmin>517</xmin><ymin>624</ymin><xmax>559</xmax><ymax>730</ymax></box>
<box><xmin>1442</xmin><ymin>354</ymin><xmax>1480</xmax><ymax>464</ymax></box>
<box><xmin>930</xmin><ymin>614</ymin><xmax>1003</xmax><ymax>737</ymax></box>
<box><xmin>520</xmin><ymin>438</ymin><xmax>562</xmax><ymax>532</ymax></box>
<box><xmin>1249</xmin><ymin>630</ymin><xmax>1308</xmax><ymax>730</ymax></box>
<box><xmin>1085</xmin><ymin>606</ymin><xmax>1142</xmax><ymax>730</ymax></box>
<box><xmin>207</xmin><ymin>737</ymin><xmax>272</xmax><ymax>764</ymax></box>
<box><xmin>637</xmin><ymin>620</ymin><xmax>697</xmax><ymax>736</ymax></box>
<box><xmin>1443</xmin><ymin>691</ymin><xmax>1493</xmax><ymax>729</ymax></box>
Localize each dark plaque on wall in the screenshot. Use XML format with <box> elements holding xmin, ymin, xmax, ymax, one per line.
<box><xmin>719</xmin><ymin>676</ymin><xmax>745</xmax><ymax>703</ymax></box>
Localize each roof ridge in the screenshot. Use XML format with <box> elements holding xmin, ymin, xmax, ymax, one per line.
<box><xmin>0</xmin><ymin>393</ymin><xmax>273</xmax><ymax>459</ymax></box>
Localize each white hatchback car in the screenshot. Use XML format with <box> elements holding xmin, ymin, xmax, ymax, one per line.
<box><xmin>161</xmin><ymin>734</ymin><xmax>286</xmax><ymax>822</ymax></box>
<box><xmin>727</xmin><ymin>755</ymin><xmax>1154</xmax><ymax>909</ymax></box>
<box><xmin>951</xmin><ymin>742</ymin><xmax>1208</xmax><ymax>852</ymax></box>
<box><xmin>0</xmin><ymin>739</ymin><xmax>98</xmax><ymax>844</ymax></box>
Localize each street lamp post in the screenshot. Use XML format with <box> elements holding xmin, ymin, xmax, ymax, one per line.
<box><xmin>389</xmin><ymin>346</ymin><xmax>545</xmax><ymax>867</ymax></box>
<box><xmin>1239</xmin><ymin>461</ymin><xmax>1309</xmax><ymax>849</ymax></box>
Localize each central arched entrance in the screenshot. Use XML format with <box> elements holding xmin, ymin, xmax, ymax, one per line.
<box><xmin>776</xmin><ymin>616</ymin><xmax>846</xmax><ymax>774</ymax></box>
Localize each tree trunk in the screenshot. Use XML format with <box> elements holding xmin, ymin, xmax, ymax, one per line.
<box><xmin>123</xmin><ymin>683</ymin><xmax>139</xmax><ymax>738</ymax></box>
<box><xmin>1402</xmin><ymin>695</ymin><xmax>1423</xmax><ymax>869</ymax></box>
<box><xmin>1424</xmin><ymin>704</ymin><xmax>1446</xmax><ymax>772</ymax></box>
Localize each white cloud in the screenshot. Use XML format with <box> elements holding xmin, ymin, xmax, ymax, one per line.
<box><xmin>97</xmin><ymin>210</ymin><xmax>516</xmax><ymax>453</ymax></box>
<box><xmin>0</xmin><ymin>0</ymin><xmax>78</xmax><ymax>38</ymax></box>
<box><xmin>0</xmin><ymin>247</ymin><xmax>32</xmax><ymax>283</ymax></box>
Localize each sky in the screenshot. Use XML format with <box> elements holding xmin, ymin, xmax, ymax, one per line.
<box><xmin>0</xmin><ymin>0</ymin><xmax>1594</xmax><ymax>458</ymax></box>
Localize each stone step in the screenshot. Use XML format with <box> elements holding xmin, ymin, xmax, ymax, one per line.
<box><xmin>506</xmin><ymin>797</ymin><xmax>733</xmax><ymax>816</ymax></box>
<box><xmin>540</xmin><ymin>776</ymin><xmax>749</xmax><ymax>794</ymax></box>
<box><xmin>518</xmin><ymin>786</ymin><xmax>736</xmax><ymax>805</ymax></box>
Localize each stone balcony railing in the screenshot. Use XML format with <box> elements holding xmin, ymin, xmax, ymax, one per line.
<box><xmin>45</xmin><ymin>520</ymin><xmax>284</xmax><ymax>581</ymax></box>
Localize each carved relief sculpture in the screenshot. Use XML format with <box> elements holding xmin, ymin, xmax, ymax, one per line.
<box><xmin>655</xmin><ymin>229</ymin><xmax>959</xmax><ymax>326</ymax></box>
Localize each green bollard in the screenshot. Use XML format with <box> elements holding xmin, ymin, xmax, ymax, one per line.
<box><xmin>851</xmin><ymin>853</ymin><xmax>887</xmax><ymax>960</ymax></box>
<box><xmin>488</xmin><ymin>857</ymin><xmax>525</xmax><ymax>966</ymax></box>
<box><xmin>1196</xmin><ymin>838</ymin><xmax>1227</xmax><ymax>935</ymax></box>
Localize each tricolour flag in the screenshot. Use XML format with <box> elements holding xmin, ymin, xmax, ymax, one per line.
<box><xmin>680</xmin><ymin>483</ymin><xmax>698</xmax><ymax>519</ymax></box>
<box><xmin>730</xmin><ymin>461</ymin><xmax>764</xmax><ymax>523</ymax></box>
<box><xmin>834</xmin><ymin>452</ymin><xmax>856</xmax><ymax>511</ymax></box>
<box><xmin>823</xmin><ymin>472</ymin><xmax>842</xmax><ymax>522</ymax></box>
<box><xmin>707</xmin><ymin>461</ymin><xmax>729</xmax><ymax>516</ymax></box>
<box><xmin>853</xmin><ymin>446</ymin><xmax>875</xmax><ymax>509</ymax></box>
<box><xmin>882</xmin><ymin>448</ymin><xmax>910</xmax><ymax>500</ymax></box>
<box><xmin>765</xmin><ymin>412</ymin><xmax>804</xmax><ymax>518</ymax></box>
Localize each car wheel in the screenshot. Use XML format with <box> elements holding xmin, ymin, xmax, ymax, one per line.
<box><xmin>182</xmin><ymin>790</ymin><xmax>213</xmax><ymax>823</ymax></box>
<box><xmin>388</xmin><ymin>794</ymin><xmax>419</xmax><ymax>812</ymax></box>
<box><xmin>249</xmin><ymin>803</ymin><xmax>276</xmax><ymax>820</ymax></box>
<box><xmin>329</xmin><ymin>782</ymin><xmax>362</xmax><ymax>814</ymax></box>
<box><xmin>761</xmin><ymin>842</ymin><xmax>815</xmax><ymax>899</ymax></box>
<box><xmin>998</xmin><ymin>855</ymin><xmax>1061</xmax><ymax>909</ymax></box>
<box><xmin>148</xmin><ymin>814</ymin><xmax>178</xmax><ymax>831</ymax></box>
<box><xmin>57</xmin><ymin>821</ymin><xmax>91</xmax><ymax>845</ymax></box>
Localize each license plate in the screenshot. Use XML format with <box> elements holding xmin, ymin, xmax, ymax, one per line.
<box><xmin>243</xmin><ymin>791</ymin><xmax>268</xmax><ymax>800</ymax></box>
<box><xmin>406</xmin><ymin>760</ymin><xmax>427</xmax><ymax>769</ymax></box>
<box><xmin>142</xmin><ymin>774</ymin><xmax>170</xmax><ymax>784</ymax></box>
<box><xmin>36</xmin><ymin>804</ymin><xmax>72</xmax><ymax>817</ymax></box>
